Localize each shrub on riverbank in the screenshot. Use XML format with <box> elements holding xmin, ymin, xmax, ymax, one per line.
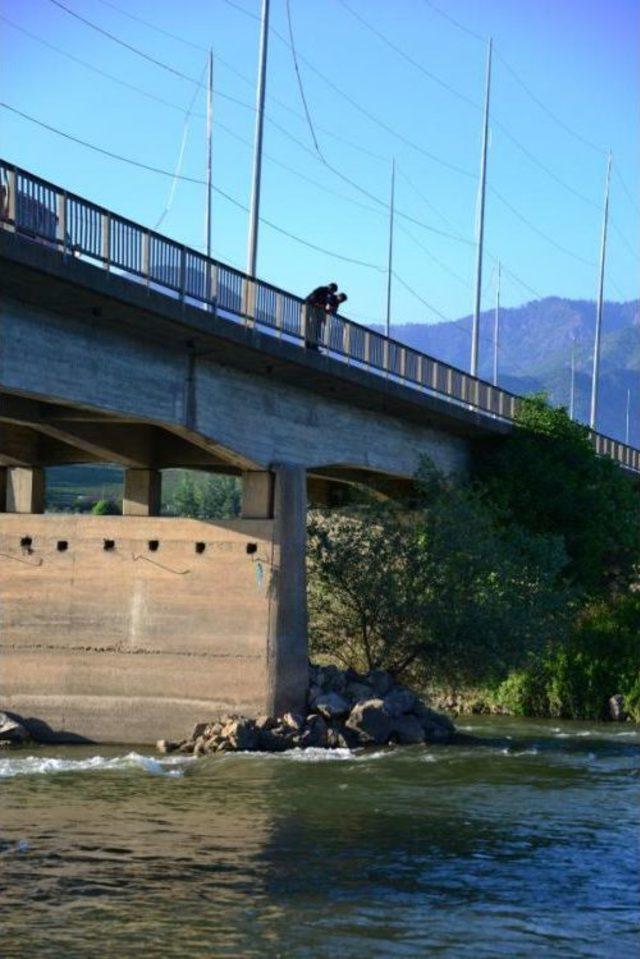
<box><xmin>493</xmin><ymin>593</ymin><xmax>640</xmax><ymax>721</ymax></box>
<box><xmin>307</xmin><ymin>462</ymin><xmax>570</xmax><ymax>688</ymax></box>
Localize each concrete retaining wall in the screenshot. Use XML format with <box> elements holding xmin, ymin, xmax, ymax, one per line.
<box><xmin>0</xmin><ymin>514</ymin><xmax>284</xmax><ymax>743</ymax></box>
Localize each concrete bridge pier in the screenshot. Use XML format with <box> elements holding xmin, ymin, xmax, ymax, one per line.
<box><xmin>4</xmin><ymin>467</ymin><xmax>45</xmax><ymax>514</ymax></box>
<box><xmin>0</xmin><ymin>461</ymin><xmax>309</xmax><ymax>743</ymax></box>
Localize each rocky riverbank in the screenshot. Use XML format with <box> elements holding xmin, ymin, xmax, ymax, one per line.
<box><xmin>158</xmin><ymin>664</ymin><xmax>457</xmax><ymax>755</ymax></box>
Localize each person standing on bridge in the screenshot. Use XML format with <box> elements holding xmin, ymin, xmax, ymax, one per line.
<box><xmin>304</xmin><ymin>282</ymin><xmax>337</xmax><ymax>351</ymax></box>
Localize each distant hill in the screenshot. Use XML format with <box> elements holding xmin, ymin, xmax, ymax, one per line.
<box><xmin>381</xmin><ymin>297</ymin><xmax>640</xmax><ymax>446</ymax></box>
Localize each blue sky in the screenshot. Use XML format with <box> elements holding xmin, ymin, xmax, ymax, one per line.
<box><xmin>1</xmin><ymin>0</ymin><xmax>638</xmax><ymax>341</ymax></box>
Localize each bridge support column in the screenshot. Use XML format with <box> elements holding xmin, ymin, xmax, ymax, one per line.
<box><xmin>242</xmin><ymin>466</ymin><xmax>308</xmax><ymax>716</ymax></box>
<box><xmin>6</xmin><ymin>467</ymin><xmax>45</xmax><ymax>514</ymax></box>
<box><xmin>268</xmin><ymin>465</ymin><xmax>309</xmax><ymax>716</ymax></box>
<box><xmin>122</xmin><ymin>468</ymin><xmax>161</xmax><ymax>517</ymax></box>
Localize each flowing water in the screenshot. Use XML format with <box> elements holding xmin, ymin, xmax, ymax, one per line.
<box><xmin>1</xmin><ymin>717</ymin><xmax>638</xmax><ymax>958</ymax></box>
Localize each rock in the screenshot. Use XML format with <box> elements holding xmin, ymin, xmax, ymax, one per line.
<box><xmin>296</xmin><ymin>714</ymin><xmax>328</xmax><ymax>748</ymax></box>
<box><xmin>190</xmin><ymin>721</ymin><xmax>210</xmax><ymax>741</ymax></box>
<box><xmin>346</xmin><ymin>681</ymin><xmax>374</xmax><ymax>704</ymax></box>
<box><xmin>316</xmin><ymin>664</ymin><xmax>347</xmax><ymax>694</ymax></box>
<box><xmin>383</xmin><ymin>687</ymin><xmax>417</xmax><ymax>717</ymax></box>
<box><xmin>178</xmin><ymin>740</ymin><xmax>194</xmax><ymax>753</ymax></box>
<box><xmin>193</xmin><ymin>736</ymin><xmax>208</xmax><ymax>757</ymax></box>
<box><xmin>258</xmin><ymin>727</ymin><xmax>291</xmax><ymax>752</ymax></box>
<box><xmin>156</xmin><ymin>739</ymin><xmax>179</xmax><ymax>754</ymax></box>
<box><xmin>368</xmin><ymin>669</ymin><xmax>394</xmax><ymax>697</ymax></box>
<box><xmin>307</xmin><ymin>684</ymin><xmax>322</xmax><ymax>704</ymax></box>
<box><xmin>325</xmin><ymin>724</ymin><xmax>342</xmax><ymax>749</ymax></box>
<box><xmin>0</xmin><ymin>712</ymin><xmax>29</xmax><ymax>745</ymax></box>
<box><xmin>282</xmin><ymin>712</ymin><xmax>305</xmax><ymax>732</ymax></box>
<box><xmin>608</xmin><ymin>694</ymin><xmax>626</xmax><ymax>722</ymax></box>
<box><xmin>313</xmin><ymin>692</ymin><xmax>350</xmax><ymax>720</ymax></box>
<box><xmin>336</xmin><ymin>724</ymin><xmax>365</xmax><ymax>749</ymax></box>
<box><xmin>390</xmin><ymin>715</ymin><xmax>425</xmax><ymax>745</ymax></box>
<box><xmin>345</xmin><ymin>698</ymin><xmax>391</xmax><ymax>745</ymax></box>
<box><xmin>225</xmin><ymin>719</ymin><xmax>259</xmax><ymax>751</ymax></box>
<box><xmin>255</xmin><ymin>715</ymin><xmax>277</xmax><ymax>732</ymax></box>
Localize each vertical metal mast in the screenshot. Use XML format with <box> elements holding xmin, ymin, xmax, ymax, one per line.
<box><xmin>569</xmin><ymin>335</ymin><xmax>576</xmax><ymax>420</ymax></box>
<box><xmin>625</xmin><ymin>387</ymin><xmax>631</xmax><ymax>445</ymax></box>
<box><xmin>205</xmin><ymin>48</ymin><xmax>213</xmax><ymax>260</ymax></box>
<box><xmin>385</xmin><ymin>158</ymin><xmax>396</xmax><ymax>339</ymax></box>
<box><xmin>246</xmin><ymin>0</ymin><xmax>270</xmax><ymax>277</ymax></box>
<box><xmin>589</xmin><ymin>150</ymin><xmax>612</xmax><ymax>430</ymax></box>
<box><xmin>492</xmin><ymin>260</ymin><xmax>501</xmax><ymax>386</ymax></box>
<box><xmin>471</xmin><ymin>37</ymin><xmax>492</xmax><ymax>377</ymax></box>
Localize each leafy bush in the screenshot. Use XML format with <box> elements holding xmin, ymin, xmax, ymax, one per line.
<box><xmin>495</xmin><ymin>593</ymin><xmax>640</xmax><ymax>720</ymax></box>
<box><xmin>307</xmin><ymin>462</ymin><xmax>570</xmax><ymax>685</ymax></box>
<box><xmin>476</xmin><ymin>395</ymin><xmax>640</xmax><ymax>597</ymax></box>
<box><xmin>168</xmin><ymin>474</ymin><xmax>240</xmax><ymax>519</ymax></box>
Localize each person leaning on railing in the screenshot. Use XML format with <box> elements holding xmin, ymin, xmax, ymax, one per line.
<box><xmin>304</xmin><ymin>282</ymin><xmax>338</xmax><ymax>351</ymax></box>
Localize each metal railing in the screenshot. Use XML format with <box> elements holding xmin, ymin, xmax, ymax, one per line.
<box><xmin>1</xmin><ymin>159</ymin><xmax>639</xmax><ymax>475</ymax></box>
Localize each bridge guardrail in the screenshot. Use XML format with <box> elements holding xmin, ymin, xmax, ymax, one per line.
<box><xmin>1</xmin><ymin>159</ymin><xmax>638</xmax><ymax>475</ymax></box>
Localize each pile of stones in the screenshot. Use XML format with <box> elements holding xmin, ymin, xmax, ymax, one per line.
<box><xmin>158</xmin><ymin>663</ymin><xmax>456</xmax><ymax>756</ymax></box>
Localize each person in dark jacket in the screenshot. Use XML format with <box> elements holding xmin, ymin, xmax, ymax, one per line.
<box><xmin>304</xmin><ymin>282</ymin><xmax>337</xmax><ymax>350</ymax></box>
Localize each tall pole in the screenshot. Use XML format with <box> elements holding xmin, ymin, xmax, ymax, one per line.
<box><xmin>205</xmin><ymin>47</ymin><xmax>213</xmax><ymax>260</ymax></box>
<box><xmin>385</xmin><ymin>158</ymin><xmax>396</xmax><ymax>339</ymax></box>
<box><xmin>492</xmin><ymin>260</ymin><xmax>500</xmax><ymax>386</ymax></box>
<box><xmin>471</xmin><ymin>37</ymin><xmax>492</xmax><ymax>378</ymax></box>
<box><xmin>625</xmin><ymin>387</ymin><xmax>631</xmax><ymax>445</ymax></box>
<box><xmin>246</xmin><ymin>0</ymin><xmax>270</xmax><ymax>277</ymax></box>
<box><xmin>569</xmin><ymin>335</ymin><xmax>576</xmax><ymax>420</ymax></box>
<box><xmin>589</xmin><ymin>149</ymin><xmax>612</xmax><ymax>429</ymax></box>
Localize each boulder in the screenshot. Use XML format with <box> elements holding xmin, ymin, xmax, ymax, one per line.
<box><xmin>390</xmin><ymin>715</ymin><xmax>425</xmax><ymax>745</ymax></box>
<box><xmin>156</xmin><ymin>739</ymin><xmax>179</xmax><ymax>754</ymax></box>
<box><xmin>224</xmin><ymin>719</ymin><xmax>259</xmax><ymax>751</ymax></box>
<box><xmin>313</xmin><ymin>692</ymin><xmax>350</xmax><ymax>720</ymax></box>
<box><xmin>346</xmin><ymin>681</ymin><xmax>374</xmax><ymax>704</ymax></box>
<box><xmin>296</xmin><ymin>714</ymin><xmax>328</xmax><ymax>748</ymax></box>
<box><xmin>190</xmin><ymin>721</ymin><xmax>210</xmax><ymax>741</ymax></box>
<box><xmin>345</xmin><ymin>698</ymin><xmax>391</xmax><ymax>745</ymax></box>
<box><xmin>282</xmin><ymin>712</ymin><xmax>305</xmax><ymax>732</ymax></box>
<box><xmin>258</xmin><ymin>727</ymin><xmax>291</xmax><ymax>752</ymax></box>
<box><xmin>0</xmin><ymin>712</ymin><xmax>29</xmax><ymax>745</ymax></box>
<box><xmin>368</xmin><ymin>669</ymin><xmax>394</xmax><ymax>697</ymax></box>
<box><xmin>255</xmin><ymin>715</ymin><xmax>277</xmax><ymax>732</ymax></box>
<box><xmin>316</xmin><ymin>664</ymin><xmax>347</xmax><ymax>694</ymax></box>
<box><xmin>383</xmin><ymin>687</ymin><xmax>417</xmax><ymax>717</ymax></box>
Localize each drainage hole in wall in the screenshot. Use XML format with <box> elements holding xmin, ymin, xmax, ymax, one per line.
<box><xmin>195</xmin><ymin>542</ymin><xmax>206</xmax><ymax>554</ymax></box>
<box><xmin>246</xmin><ymin>542</ymin><xmax>258</xmax><ymax>555</ymax></box>
<box><xmin>57</xmin><ymin>540</ymin><xmax>68</xmax><ymax>552</ymax></box>
<box><xmin>103</xmin><ymin>539</ymin><xmax>115</xmax><ymax>551</ymax></box>
<box><xmin>148</xmin><ymin>540</ymin><xmax>160</xmax><ymax>552</ymax></box>
<box><xmin>20</xmin><ymin>536</ymin><xmax>33</xmax><ymax>549</ymax></box>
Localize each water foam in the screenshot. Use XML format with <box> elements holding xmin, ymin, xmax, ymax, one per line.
<box><xmin>0</xmin><ymin>751</ymin><xmax>192</xmax><ymax>780</ymax></box>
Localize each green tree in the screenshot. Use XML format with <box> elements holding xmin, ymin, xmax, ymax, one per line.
<box><xmin>170</xmin><ymin>473</ymin><xmax>200</xmax><ymax>518</ymax></box>
<box><xmin>475</xmin><ymin>395</ymin><xmax>640</xmax><ymax>596</ymax></box>
<box><xmin>307</xmin><ymin>463</ymin><xmax>569</xmax><ymax>684</ymax></box>
<box><xmin>198</xmin><ymin>475</ymin><xmax>241</xmax><ymax>519</ymax></box>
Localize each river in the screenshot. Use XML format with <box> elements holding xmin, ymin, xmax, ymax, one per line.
<box><xmin>1</xmin><ymin>716</ymin><xmax>638</xmax><ymax>958</ymax></box>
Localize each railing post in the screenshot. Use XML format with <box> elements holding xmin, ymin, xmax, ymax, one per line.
<box><xmin>400</xmin><ymin>347</ymin><xmax>407</xmax><ymax>380</ymax></box>
<box><xmin>142</xmin><ymin>230</ymin><xmax>150</xmax><ymax>287</ymax></box>
<box><xmin>383</xmin><ymin>338</ymin><xmax>390</xmax><ymax>376</ymax></box>
<box><xmin>101</xmin><ymin>212</ymin><xmax>111</xmax><ymax>270</ymax></box>
<box><xmin>446</xmin><ymin>367</ymin><xmax>453</xmax><ymax>397</ymax></box>
<box><xmin>5</xmin><ymin>168</ymin><xmax>16</xmax><ymax>230</ymax></box>
<box><xmin>300</xmin><ymin>303</ymin><xmax>308</xmax><ymax>345</ymax></box>
<box><xmin>243</xmin><ymin>278</ymin><xmax>256</xmax><ymax>326</ymax></box>
<box><xmin>275</xmin><ymin>292</ymin><xmax>283</xmax><ymax>337</ymax></box>
<box><xmin>343</xmin><ymin>319</ymin><xmax>351</xmax><ymax>362</ymax></box>
<box><xmin>417</xmin><ymin>354</ymin><xmax>423</xmax><ymax>388</ymax></box>
<box><xmin>364</xmin><ymin>330</ymin><xmax>371</xmax><ymax>367</ymax></box>
<box><xmin>56</xmin><ymin>191</ymin><xmax>67</xmax><ymax>253</ymax></box>
<box><xmin>179</xmin><ymin>245</ymin><xmax>186</xmax><ymax>301</ymax></box>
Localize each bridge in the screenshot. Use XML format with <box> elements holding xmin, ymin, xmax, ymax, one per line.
<box><xmin>1</xmin><ymin>161</ymin><xmax>638</xmax><ymax>743</ymax></box>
